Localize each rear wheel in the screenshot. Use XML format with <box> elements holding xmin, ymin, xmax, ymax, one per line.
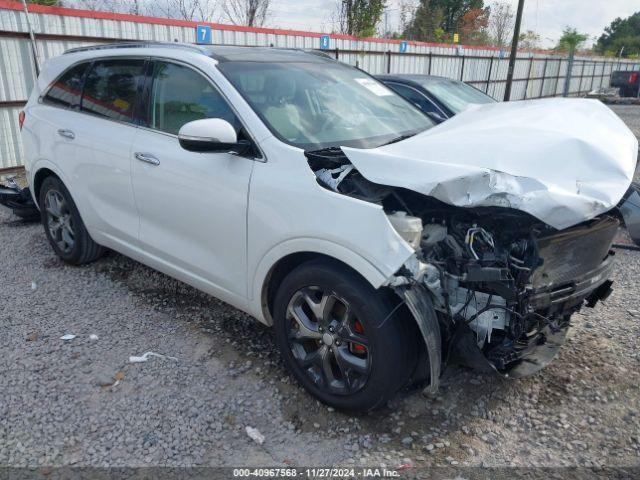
<box><xmin>273</xmin><ymin>258</ymin><xmax>418</xmax><ymax>411</ymax></box>
<box><xmin>39</xmin><ymin>176</ymin><xmax>105</xmax><ymax>265</ymax></box>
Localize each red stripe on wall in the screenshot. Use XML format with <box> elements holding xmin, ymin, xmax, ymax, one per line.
<box><xmin>0</xmin><ymin>0</ymin><xmax>507</xmax><ymax>52</ymax></box>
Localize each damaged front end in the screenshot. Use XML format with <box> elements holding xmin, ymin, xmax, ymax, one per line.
<box><xmin>307</xmin><ymin>147</ymin><xmax>619</xmax><ymax>392</ymax></box>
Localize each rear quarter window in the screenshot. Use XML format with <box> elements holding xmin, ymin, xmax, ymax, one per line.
<box><xmin>42</xmin><ymin>62</ymin><xmax>90</xmax><ymax>109</ymax></box>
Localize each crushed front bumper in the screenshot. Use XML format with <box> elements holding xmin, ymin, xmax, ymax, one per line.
<box><xmin>450</xmin><ymin>252</ymin><xmax>615</xmax><ymax>378</ymax></box>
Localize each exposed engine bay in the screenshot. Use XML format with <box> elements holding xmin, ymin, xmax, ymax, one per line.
<box><xmin>307</xmin><ymin>147</ymin><xmax>619</xmax><ymax>392</ymax></box>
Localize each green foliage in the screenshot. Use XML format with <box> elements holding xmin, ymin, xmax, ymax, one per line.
<box><xmin>555</xmin><ymin>27</ymin><xmax>589</xmax><ymax>53</ymax></box>
<box><xmin>28</xmin><ymin>0</ymin><xmax>60</xmax><ymax>5</ymax></box>
<box><xmin>596</xmin><ymin>12</ymin><xmax>640</xmax><ymax>57</ymax></box>
<box><xmin>340</xmin><ymin>0</ymin><xmax>387</xmax><ymax>38</ymax></box>
<box><xmin>519</xmin><ymin>30</ymin><xmax>541</xmax><ymax>50</ymax></box>
<box><xmin>404</xmin><ymin>0</ymin><xmax>484</xmax><ymax>42</ymax></box>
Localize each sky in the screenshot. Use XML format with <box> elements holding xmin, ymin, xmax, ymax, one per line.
<box><xmin>267</xmin><ymin>0</ymin><xmax>640</xmax><ymax>48</ymax></box>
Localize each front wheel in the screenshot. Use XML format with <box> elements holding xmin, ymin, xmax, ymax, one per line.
<box><xmin>273</xmin><ymin>259</ymin><xmax>418</xmax><ymax>411</ymax></box>
<box><xmin>39</xmin><ymin>176</ymin><xmax>105</xmax><ymax>265</ymax></box>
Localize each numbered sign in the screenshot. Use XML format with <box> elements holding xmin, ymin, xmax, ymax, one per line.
<box><xmin>320</xmin><ymin>35</ymin><xmax>330</xmax><ymax>50</ymax></box>
<box><xmin>399</xmin><ymin>41</ymin><xmax>408</xmax><ymax>53</ymax></box>
<box><xmin>196</xmin><ymin>25</ymin><xmax>212</xmax><ymax>44</ymax></box>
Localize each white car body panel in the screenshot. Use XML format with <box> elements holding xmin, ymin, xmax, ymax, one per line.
<box><xmin>343</xmin><ymin>98</ymin><xmax>639</xmax><ymax>230</ymax></box>
<box><xmin>245</xmin><ymin>136</ymin><xmax>415</xmax><ymax>322</ymax></box>
<box><xmin>131</xmin><ymin>126</ymin><xmax>254</xmax><ymax>307</ymax></box>
<box><xmin>65</xmin><ymin>111</ymin><xmax>139</xmax><ymax>243</ymax></box>
<box><xmin>20</xmin><ymin>46</ymin><xmax>637</xmax><ymax>327</ymax></box>
<box><xmin>21</xmin><ymin>47</ymin><xmax>415</xmax><ymax>325</ymax></box>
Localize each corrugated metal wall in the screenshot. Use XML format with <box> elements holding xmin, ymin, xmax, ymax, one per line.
<box><xmin>1</xmin><ymin>1</ymin><xmax>639</xmax><ymax>169</ymax></box>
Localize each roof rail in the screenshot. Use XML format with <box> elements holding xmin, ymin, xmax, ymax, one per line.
<box><xmin>64</xmin><ymin>41</ymin><xmax>208</xmax><ymax>55</ymax></box>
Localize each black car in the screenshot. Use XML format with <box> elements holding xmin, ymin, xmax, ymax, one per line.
<box><xmin>611</xmin><ymin>70</ymin><xmax>639</xmax><ymax>98</ymax></box>
<box><xmin>377</xmin><ymin>74</ymin><xmax>496</xmax><ymax>123</ymax></box>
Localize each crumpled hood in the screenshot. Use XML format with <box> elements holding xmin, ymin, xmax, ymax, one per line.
<box><xmin>342</xmin><ymin>98</ymin><xmax>638</xmax><ymax>230</ymax></box>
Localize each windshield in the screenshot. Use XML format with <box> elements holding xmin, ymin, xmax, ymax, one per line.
<box><xmin>420</xmin><ymin>79</ymin><xmax>495</xmax><ymax>114</ymax></box>
<box><xmin>218</xmin><ymin>61</ymin><xmax>433</xmax><ymax>149</ymax></box>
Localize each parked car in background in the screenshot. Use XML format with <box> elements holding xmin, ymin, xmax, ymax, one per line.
<box><xmin>377</xmin><ymin>74</ymin><xmax>496</xmax><ymax>122</ymax></box>
<box><xmin>19</xmin><ymin>43</ymin><xmax>640</xmax><ymax>412</ymax></box>
<box><xmin>611</xmin><ymin>70</ymin><xmax>640</xmax><ymax>98</ymax></box>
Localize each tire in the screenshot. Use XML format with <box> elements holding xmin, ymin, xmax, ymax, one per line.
<box><xmin>273</xmin><ymin>258</ymin><xmax>418</xmax><ymax>412</ymax></box>
<box><xmin>39</xmin><ymin>176</ymin><xmax>105</xmax><ymax>265</ymax></box>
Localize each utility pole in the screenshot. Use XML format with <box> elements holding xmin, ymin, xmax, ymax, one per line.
<box><xmin>21</xmin><ymin>0</ymin><xmax>40</xmax><ymax>76</ymax></box>
<box><xmin>384</xmin><ymin>11</ymin><xmax>389</xmax><ymax>37</ymax></box>
<box><xmin>503</xmin><ymin>0</ymin><xmax>525</xmax><ymax>101</ymax></box>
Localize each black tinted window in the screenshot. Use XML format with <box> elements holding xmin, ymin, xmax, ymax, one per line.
<box><xmin>150</xmin><ymin>62</ymin><xmax>239</xmax><ymax>135</ymax></box>
<box><xmin>82</xmin><ymin>59</ymin><xmax>146</xmax><ymax>122</ymax></box>
<box><xmin>388</xmin><ymin>83</ymin><xmax>442</xmax><ymax>116</ymax></box>
<box><xmin>43</xmin><ymin>63</ymin><xmax>89</xmax><ymax>108</ymax></box>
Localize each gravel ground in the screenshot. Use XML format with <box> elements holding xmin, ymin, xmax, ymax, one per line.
<box><xmin>1</xmin><ymin>106</ymin><xmax>640</xmax><ymax>472</ymax></box>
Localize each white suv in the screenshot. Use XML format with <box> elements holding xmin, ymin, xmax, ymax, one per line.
<box><xmin>21</xmin><ymin>42</ymin><xmax>639</xmax><ymax>411</ymax></box>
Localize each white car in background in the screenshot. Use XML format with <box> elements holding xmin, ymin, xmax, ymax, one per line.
<box><xmin>19</xmin><ymin>42</ymin><xmax>639</xmax><ymax>411</ymax></box>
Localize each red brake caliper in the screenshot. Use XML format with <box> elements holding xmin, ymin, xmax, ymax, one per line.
<box><xmin>350</xmin><ymin>320</ymin><xmax>367</xmax><ymax>355</ymax></box>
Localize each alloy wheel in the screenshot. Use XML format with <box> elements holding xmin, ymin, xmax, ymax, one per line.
<box><xmin>286</xmin><ymin>286</ymin><xmax>371</xmax><ymax>395</ymax></box>
<box><xmin>44</xmin><ymin>189</ymin><xmax>75</xmax><ymax>254</ymax></box>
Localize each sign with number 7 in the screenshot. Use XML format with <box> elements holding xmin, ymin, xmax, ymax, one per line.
<box><xmin>196</xmin><ymin>25</ymin><xmax>212</xmax><ymax>44</ymax></box>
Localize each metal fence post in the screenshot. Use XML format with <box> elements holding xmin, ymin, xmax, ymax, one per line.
<box><xmin>523</xmin><ymin>56</ymin><xmax>534</xmax><ymax>99</ymax></box>
<box><xmin>552</xmin><ymin>59</ymin><xmax>561</xmax><ymax>96</ymax></box>
<box><xmin>20</xmin><ymin>0</ymin><xmax>40</xmax><ymax>76</ymax></box>
<box><xmin>386</xmin><ymin>50</ymin><xmax>391</xmax><ymax>74</ymax></box>
<box><xmin>485</xmin><ymin>56</ymin><xmax>494</xmax><ymax>94</ymax></box>
<box><xmin>460</xmin><ymin>55</ymin><xmax>466</xmax><ymax>81</ymax></box>
<box><xmin>563</xmin><ymin>51</ymin><xmax>575</xmax><ymax>97</ymax></box>
<box><xmin>539</xmin><ymin>57</ymin><xmax>548</xmax><ymax>98</ymax></box>
<box><xmin>428</xmin><ymin>52</ymin><xmax>432</xmax><ymax>75</ymax></box>
<box><xmin>578</xmin><ymin>59</ymin><xmax>586</xmax><ymax>94</ymax></box>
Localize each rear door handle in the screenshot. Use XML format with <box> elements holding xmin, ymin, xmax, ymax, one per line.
<box><xmin>57</xmin><ymin>129</ymin><xmax>75</xmax><ymax>140</ymax></box>
<box><xmin>134</xmin><ymin>152</ymin><xmax>160</xmax><ymax>166</ymax></box>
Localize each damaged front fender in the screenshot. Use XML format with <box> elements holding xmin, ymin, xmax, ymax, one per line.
<box><xmin>618</xmin><ymin>182</ymin><xmax>640</xmax><ymax>246</ymax></box>
<box><xmin>396</xmin><ymin>284</ymin><xmax>442</xmax><ymax>395</ymax></box>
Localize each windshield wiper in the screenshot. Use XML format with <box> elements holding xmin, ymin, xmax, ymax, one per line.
<box><xmin>380</xmin><ymin>133</ymin><xmax>418</xmax><ymax>147</ymax></box>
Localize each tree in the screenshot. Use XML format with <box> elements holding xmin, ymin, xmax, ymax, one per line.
<box><xmin>435</xmin><ymin>0</ymin><xmax>484</xmax><ymax>33</ymax></box>
<box><xmin>555</xmin><ymin>27</ymin><xmax>589</xmax><ymax>54</ymax></box>
<box><xmin>518</xmin><ymin>30</ymin><xmax>541</xmax><ymax>50</ymax></box>
<box><xmin>404</xmin><ymin>0</ymin><xmax>484</xmax><ymax>43</ymax></box>
<box><xmin>64</xmin><ymin>0</ymin><xmax>115</xmax><ymax>10</ymax></box>
<box><xmin>28</xmin><ymin>0</ymin><xmax>61</xmax><ymax>5</ymax></box>
<box><xmin>488</xmin><ymin>1</ymin><xmax>514</xmax><ymax>49</ymax></box>
<box><xmin>596</xmin><ymin>12</ymin><xmax>640</xmax><ymax>57</ymax></box>
<box><xmin>224</xmin><ymin>0</ymin><xmax>270</xmax><ymax>27</ymax></box>
<box><xmin>336</xmin><ymin>0</ymin><xmax>387</xmax><ymax>37</ymax></box>
<box><xmin>459</xmin><ymin>7</ymin><xmax>489</xmax><ymax>45</ymax></box>
<box><xmin>150</xmin><ymin>0</ymin><xmax>218</xmax><ymax>21</ymax></box>
<box><xmin>399</xmin><ymin>0</ymin><xmax>418</xmax><ymax>37</ymax></box>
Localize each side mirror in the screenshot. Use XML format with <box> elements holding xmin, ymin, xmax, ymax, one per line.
<box><xmin>178</xmin><ymin>118</ymin><xmax>250</xmax><ymax>154</ymax></box>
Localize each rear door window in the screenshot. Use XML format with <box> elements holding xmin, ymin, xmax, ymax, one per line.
<box><xmin>81</xmin><ymin>59</ymin><xmax>146</xmax><ymax>123</ymax></box>
<box><xmin>43</xmin><ymin>62</ymin><xmax>90</xmax><ymax>109</ymax></box>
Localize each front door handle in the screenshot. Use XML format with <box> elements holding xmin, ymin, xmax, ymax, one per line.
<box><xmin>134</xmin><ymin>152</ymin><xmax>160</xmax><ymax>166</ymax></box>
<box><xmin>57</xmin><ymin>129</ymin><xmax>75</xmax><ymax>140</ymax></box>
